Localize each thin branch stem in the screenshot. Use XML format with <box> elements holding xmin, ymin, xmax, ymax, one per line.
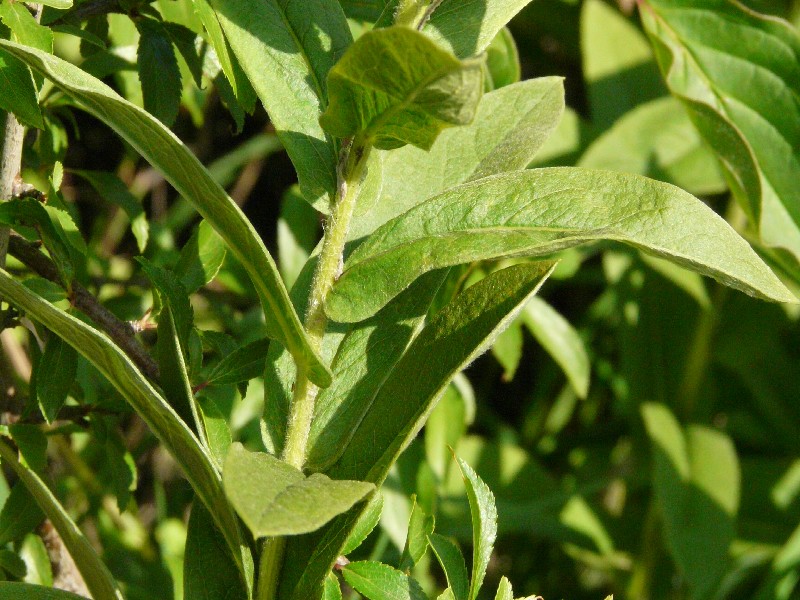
<box><xmin>50</xmin><ymin>0</ymin><xmax>126</xmax><ymax>25</ymax></box>
<box><xmin>0</xmin><ymin>114</ymin><xmax>25</xmax><ymax>268</ymax></box>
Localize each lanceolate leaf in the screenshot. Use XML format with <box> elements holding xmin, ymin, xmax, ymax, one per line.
<box><xmin>223</xmin><ymin>443</ymin><xmax>373</xmax><ymax>538</ymax></box>
<box><xmin>455</xmin><ymin>456</ymin><xmax>498</xmax><ymax>600</ymax></box>
<box><xmin>341</xmin><ymin>561</ymin><xmax>427</xmax><ymax>600</ymax></box>
<box><xmin>351</xmin><ymin>77</ymin><xmax>565</xmax><ymax>239</ymax></box>
<box><xmin>341</xmin><ymin>493</ymin><xmax>383</xmax><ymax>555</ymax></box>
<box><xmin>0</xmin><ymin>48</ymin><xmax>43</xmax><ymax>129</ymax></box>
<box><xmin>211</xmin><ymin>0</ymin><xmax>351</xmax><ymax>209</ymax></box>
<box><xmin>0</xmin><ymin>584</ymin><xmax>89</xmax><ymax>600</ymax></box>
<box><xmin>36</xmin><ymin>334</ymin><xmax>78</xmax><ymax>423</ymax></box>
<box><xmin>640</xmin><ymin>0</ymin><xmax>800</xmax><ymax>269</ymax></box>
<box><xmin>206</xmin><ymin>338</ymin><xmax>271</xmax><ymax>385</ymax></box>
<box><xmin>136</xmin><ymin>18</ymin><xmax>182</xmax><ymax>126</ymax></box>
<box><xmin>0</xmin><ymin>39</ymin><xmax>331</xmax><ymax>388</ymax></box>
<box><xmin>175</xmin><ymin>220</ymin><xmax>227</xmax><ymax>293</ymax></box>
<box><xmin>320</xmin><ymin>27</ymin><xmax>483</xmax><ymax>151</ymax></box>
<box><xmin>0</xmin><ymin>269</ymin><xmax>252</xmax><ymax>592</ymax></box>
<box><xmin>0</xmin><ymin>440</ymin><xmax>124</xmax><ymax>600</ymax></box>
<box><xmin>278</xmin><ymin>263</ymin><xmax>555</xmax><ymax>599</ymax></box>
<box><xmin>327</xmin><ymin>168</ymin><xmax>794</xmax><ymax>322</ymax></box>
<box><xmin>494</xmin><ymin>577</ymin><xmax>513</xmax><ymax>600</ymax></box>
<box><xmin>428</xmin><ymin>533</ymin><xmax>469</xmax><ymax>600</ymax></box>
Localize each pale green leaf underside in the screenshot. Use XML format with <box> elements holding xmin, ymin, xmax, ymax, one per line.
<box><xmin>342</xmin><ymin>561</ymin><xmax>427</xmax><ymax>600</ymax></box>
<box><xmin>0</xmin><ymin>39</ymin><xmax>331</xmax><ymax>388</ymax></box>
<box><xmin>320</xmin><ymin>27</ymin><xmax>483</xmax><ymax>150</ymax></box>
<box><xmin>0</xmin><ymin>441</ymin><xmax>124</xmax><ymax>600</ymax></box>
<box><xmin>223</xmin><ymin>443</ymin><xmax>373</xmax><ymax>538</ymax></box>
<box><xmin>328</xmin><ymin>168</ymin><xmax>794</xmax><ymax>322</ymax></box>
<box><xmin>0</xmin><ymin>270</ymin><xmax>251</xmax><ymax>591</ymax></box>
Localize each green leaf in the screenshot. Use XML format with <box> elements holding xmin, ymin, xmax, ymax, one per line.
<box><xmin>0</xmin><ymin>269</ymin><xmax>252</xmax><ymax>592</ymax></box>
<box><xmin>211</xmin><ymin>0</ymin><xmax>351</xmax><ymax>207</ymax></box>
<box><xmin>0</xmin><ymin>48</ymin><xmax>42</xmax><ymax>129</ymax></box>
<box><xmin>9</xmin><ymin>425</ymin><xmax>47</xmax><ymax>474</ymax></box>
<box><xmin>484</xmin><ymin>27</ymin><xmax>520</xmax><ymax>90</ymax></box>
<box><xmin>320</xmin><ymin>27</ymin><xmax>483</xmax><ymax>150</ymax></box>
<box><xmin>136</xmin><ymin>18</ymin><xmax>182</xmax><ymax>126</ymax></box>
<box><xmin>157</xmin><ymin>306</ymin><xmax>202</xmax><ymax>435</ymax></box>
<box><xmin>0</xmin><ymin>441</ymin><xmax>124</xmax><ymax>600</ymax></box>
<box><xmin>195</xmin><ymin>394</ymin><xmax>232</xmax><ymax>467</ymax></box>
<box><xmin>184</xmin><ymin>501</ymin><xmax>248</xmax><ymax>600</ymax></box>
<box><xmin>337</xmin><ymin>0</ymin><xmax>394</xmax><ymax>21</ymax></box>
<box><xmin>640</xmin><ymin>0</ymin><xmax>800</xmax><ymax>270</ymax></box>
<box><xmin>341</xmin><ymin>493</ymin><xmax>383</xmax><ymax>556</ymax></box>
<box><xmin>279</xmin><ymin>262</ymin><xmax>554</xmax><ymax>599</ymax></box>
<box><xmin>641</xmin><ymin>403</ymin><xmax>741</xmax><ymax>599</ymax></box>
<box><xmin>580</xmin><ymin>0</ymin><xmax>663</xmax><ymax>128</ymax></box>
<box><xmin>0</xmin><ymin>583</ymin><xmax>89</xmax><ymax>600</ymax></box>
<box><xmin>327</xmin><ymin>168</ymin><xmax>795</xmax><ymax>323</ymax></box>
<box><xmin>38</xmin><ymin>0</ymin><xmax>73</xmax><ymax>7</ymax></box>
<box><xmin>161</xmin><ymin>21</ymin><xmax>204</xmax><ymax>88</ymax></box>
<box><xmin>423</xmin><ymin>0</ymin><xmax>533</xmax><ymax>58</ymax></box>
<box><xmin>0</xmin><ymin>549</ymin><xmax>27</xmax><ymax>579</ymax></box>
<box><xmin>35</xmin><ymin>334</ymin><xmax>78</xmax><ymax>423</ymax></box>
<box><xmin>223</xmin><ymin>443</ymin><xmax>374</xmax><ymax>538</ymax></box>
<box><xmin>175</xmin><ymin>220</ymin><xmax>227</xmax><ymax>293</ymax></box>
<box><xmin>455</xmin><ymin>455</ymin><xmax>497</xmax><ymax>600</ymax></box>
<box><xmin>341</xmin><ymin>561</ymin><xmax>427</xmax><ymax>600</ymax></box>
<box><xmin>70</xmin><ymin>169</ymin><xmax>149</xmax><ymax>253</ymax></box>
<box><xmin>428</xmin><ymin>533</ymin><xmax>469</xmax><ymax>600</ymax></box>
<box><xmin>0</xmin><ymin>39</ymin><xmax>331</xmax><ymax>389</ymax></box>
<box><xmin>0</xmin><ymin>485</ymin><xmax>44</xmax><ymax>547</ymax></box>
<box><xmin>206</xmin><ymin>338</ymin><xmax>271</xmax><ymax>386</ymax></box>
<box><xmin>278</xmin><ymin>186</ymin><xmax>319</xmax><ymax>286</ymax></box>
<box><xmin>323</xmin><ymin>573</ymin><xmax>343</xmax><ymax>600</ymax></box>
<box><xmin>399</xmin><ymin>497</ymin><xmax>434</xmax><ymax>571</ymax></box>
<box><xmin>578</xmin><ymin>97</ymin><xmax>726</xmax><ymax>196</ymax></box>
<box><xmin>491</xmin><ymin>320</ymin><xmax>522</xmax><ymax>381</ymax></box>
<box><xmin>351</xmin><ymin>76</ymin><xmax>565</xmax><ymax>239</ymax></box>
<box><xmin>0</xmin><ymin>3</ymin><xmax>52</xmax><ymax>53</ymax></box>
<box><xmin>494</xmin><ymin>577</ymin><xmax>513</xmax><ymax>600</ymax></box>
<box><xmin>521</xmin><ymin>296</ymin><xmax>590</xmax><ymax>398</ymax></box>
<box><xmin>138</xmin><ymin>258</ymin><xmax>193</xmax><ymax>353</ymax></box>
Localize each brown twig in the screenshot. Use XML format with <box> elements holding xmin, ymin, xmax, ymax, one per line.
<box><xmin>39</xmin><ymin>520</ymin><xmax>91</xmax><ymax>597</ymax></box>
<box><xmin>7</xmin><ymin>235</ymin><xmax>160</xmax><ymax>381</ymax></box>
<box><xmin>49</xmin><ymin>0</ymin><xmax>126</xmax><ymax>25</ymax></box>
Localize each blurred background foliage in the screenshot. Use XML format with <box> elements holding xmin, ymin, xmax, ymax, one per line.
<box><xmin>0</xmin><ymin>0</ymin><xmax>799</xmax><ymax>598</ymax></box>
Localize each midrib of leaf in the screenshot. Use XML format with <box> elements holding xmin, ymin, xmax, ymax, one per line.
<box><xmin>276</xmin><ymin>3</ymin><xmax>326</xmax><ymax>109</ymax></box>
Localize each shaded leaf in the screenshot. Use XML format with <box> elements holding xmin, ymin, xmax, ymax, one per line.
<box><xmin>35</xmin><ymin>334</ymin><xmax>78</xmax><ymax>423</ymax></box>
<box><xmin>429</xmin><ymin>533</ymin><xmax>469</xmax><ymax>600</ymax></box>
<box><xmin>223</xmin><ymin>443</ymin><xmax>373</xmax><ymax>538</ymax></box>
<box><xmin>0</xmin><ymin>583</ymin><xmax>88</xmax><ymax>599</ymax></box>
<box><xmin>485</xmin><ymin>27</ymin><xmax>520</xmax><ymax>90</ymax></box>
<box><xmin>137</xmin><ymin>18</ymin><xmax>182</xmax><ymax>126</ymax></box>
<box><xmin>0</xmin><ymin>48</ymin><xmax>43</xmax><ymax>128</ymax></box>
<box><xmin>327</xmin><ymin>168</ymin><xmax>794</xmax><ymax>323</ymax></box>
<box><xmin>342</xmin><ymin>561</ymin><xmax>427</xmax><ymax>600</ymax></box>
<box><xmin>0</xmin><ymin>485</ymin><xmax>44</xmax><ymax>547</ymax></box>
<box><xmin>400</xmin><ymin>497</ymin><xmax>434</xmax><ymax>571</ymax></box>
<box><xmin>320</xmin><ymin>27</ymin><xmax>483</xmax><ymax>151</ymax></box>
<box><xmin>491</xmin><ymin>320</ymin><xmax>522</xmax><ymax>381</ymax></box>
<box><xmin>206</xmin><ymin>338</ymin><xmax>270</xmax><ymax>386</ymax></box>
<box><xmin>176</xmin><ymin>220</ymin><xmax>227</xmax><ymax>293</ymax></box>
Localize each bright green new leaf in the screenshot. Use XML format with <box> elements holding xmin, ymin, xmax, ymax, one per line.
<box><xmin>642</xmin><ymin>403</ymin><xmax>741</xmax><ymax>599</ymax></box>
<box><xmin>456</xmin><ymin>455</ymin><xmax>498</xmax><ymax>600</ymax></box>
<box><xmin>400</xmin><ymin>496</ymin><xmax>435</xmax><ymax>571</ymax></box>
<box><xmin>342</xmin><ymin>561</ymin><xmax>427</xmax><ymax>600</ymax></box>
<box><xmin>424</xmin><ymin>0</ymin><xmax>533</xmax><ymax>59</ymax></box>
<box><xmin>211</xmin><ymin>0</ymin><xmax>351</xmax><ymax>208</ymax></box>
<box><xmin>184</xmin><ymin>501</ymin><xmax>248</xmax><ymax>600</ymax></box>
<box><xmin>521</xmin><ymin>296</ymin><xmax>590</xmax><ymax>398</ymax></box>
<box><xmin>223</xmin><ymin>443</ymin><xmax>373</xmax><ymax>538</ymax></box>
<box><xmin>341</xmin><ymin>493</ymin><xmax>383</xmax><ymax>555</ymax></box>
<box><xmin>0</xmin><ymin>584</ymin><xmax>88</xmax><ymax>600</ymax></box>
<box><xmin>320</xmin><ymin>27</ymin><xmax>483</xmax><ymax>150</ymax></box>
<box><xmin>35</xmin><ymin>334</ymin><xmax>78</xmax><ymax>423</ymax></box>
<box><xmin>0</xmin><ymin>40</ymin><xmax>332</xmax><ymax>387</ymax></box>
<box><xmin>136</xmin><ymin>18</ymin><xmax>182</xmax><ymax>126</ymax></box>
<box><xmin>429</xmin><ymin>533</ymin><xmax>469</xmax><ymax>600</ymax></box>
<box><xmin>0</xmin><ymin>2</ymin><xmax>52</xmax><ymax>53</ymax></box>
<box><xmin>0</xmin><ymin>441</ymin><xmax>124</xmax><ymax>600</ymax></box>
<box><xmin>323</xmin><ymin>573</ymin><xmax>343</xmax><ymax>600</ymax></box>
<box><xmin>0</xmin><ymin>484</ymin><xmax>44</xmax><ymax>547</ymax></box>
<box><xmin>578</xmin><ymin>97</ymin><xmax>726</xmax><ymax>196</ymax></box>
<box><xmin>70</xmin><ymin>169</ymin><xmax>149</xmax><ymax>253</ymax></box>
<box><xmin>0</xmin><ymin>269</ymin><xmax>252</xmax><ymax>590</ymax></box>
<box><xmin>175</xmin><ymin>220</ymin><xmax>227</xmax><ymax>293</ymax></box>
<box><xmin>205</xmin><ymin>338</ymin><xmax>271</xmax><ymax>386</ymax></box>
<box><xmin>640</xmin><ymin>0</ymin><xmax>800</xmax><ymax>270</ymax></box>
<box><xmin>280</xmin><ymin>263</ymin><xmax>554</xmax><ymax>599</ymax></box>
<box><xmin>327</xmin><ymin>168</ymin><xmax>795</xmax><ymax>323</ymax></box>
<box><xmin>494</xmin><ymin>577</ymin><xmax>513</xmax><ymax>600</ymax></box>
<box><xmin>0</xmin><ymin>48</ymin><xmax>43</xmax><ymax>129</ymax></box>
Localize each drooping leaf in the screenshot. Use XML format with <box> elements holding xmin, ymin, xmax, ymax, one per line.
<box><xmin>184</xmin><ymin>501</ymin><xmax>248</xmax><ymax>600</ymax></box>
<box><xmin>521</xmin><ymin>296</ymin><xmax>590</xmax><ymax>398</ymax></box>
<box><xmin>136</xmin><ymin>18</ymin><xmax>182</xmax><ymax>126</ymax></box>
<box><xmin>423</xmin><ymin>0</ymin><xmax>534</xmax><ymax>59</ymax></box>
<box><xmin>211</xmin><ymin>0</ymin><xmax>351</xmax><ymax>209</ymax></box>
<box><xmin>399</xmin><ymin>497</ymin><xmax>435</xmax><ymax>571</ymax></box>
<box><xmin>0</xmin><ymin>583</ymin><xmax>88</xmax><ymax>600</ymax></box>
<box><xmin>640</xmin><ymin>0</ymin><xmax>800</xmax><ymax>270</ymax></box>
<box><xmin>0</xmin><ymin>485</ymin><xmax>44</xmax><ymax>547</ymax></box>
<box><xmin>0</xmin><ymin>39</ymin><xmax>331</xmax><ymax>388</ymax></box>
<box><xmin>341</xmin><ymin>493</ymin><xmax>383</xmax><ymax>556</ymax></box>
<box><xmin>327</xmin><ymin>168</ymin><xmax>795</xmax><ymax>323</ymax></box>
<box><xmin>0</xmin><ymin>269</ymin><xmax>252</xmax><ymax>591</ymax></box>
<box><xmin>70</xmin><ymin>169</ymin><xmax>149</xmax><ymax>253</ymax></box>
<box><xmin>428</xmin><ymin>533</ymin><xmax>469</xmax><ymax>600</ymax></box>
<box><xmin>578</xmin><ymin>97</ymin><xmax>726</xmax><ymax>196</ymax></box>
<box><xmin>642</xmin><ymin>403</ymin><xmax>741</xmax><ymax>599</ymax></box>
<box><xmin>223</xmin><ymin>443</ymin><xmax>373</xmax><ymax>538</ymax></box>
<box><xmin>35</xmin><ymin>334</ymin><xmax>78</xmax><ymax>423</ymax></box>
<box><xmin>278</xmin><ymin>263</ymin><xmax>555</xmax><ymax>600</ymax></box>
<box><xmin>455</xmin><ymin>455</ymin><xmax>497</xmax><ymax>600</ymax></box>
<box><xmin>350</xmin><ymin>76</ymin><xmax>565</xmax><ymax>238</ymax></box>
<box><xmin>205</xmin><ymin>338</ymin><xmax>271</xmax><ymax>386</ymax></box>
<box><xmin>175</xmin><ymin>220</ymin><xmax>227</xmax><ymax>293</ymax></box>
<box><xmin>0</xmin><ymin>441</ymin><xmax>124</xmax><ymax>600</ymax></box>
<box><xmin>320</xmin><ymin>27</ymin><xmax>483</xmax><ymax>151</ymax></box>
<box><xmin>341</xmin><ymin>561</ymin><xmax>427</xmax><ymax>600</ymax></box>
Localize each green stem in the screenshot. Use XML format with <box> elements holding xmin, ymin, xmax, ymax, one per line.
<box><xmin>281</xmin><ymin>140</ymin><xmax>371</xmax><ymax>470</ymax></box>
<box><xmin>255</xmin><ymin>537</ymin><xmax>286</xmax><ymax>600</ymax></box>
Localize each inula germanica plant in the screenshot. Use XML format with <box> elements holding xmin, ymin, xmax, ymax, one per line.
<box><xmin>0</xmin><ymin>0</ymin><xmax>797</xmax><ymax>598</ymax></box>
